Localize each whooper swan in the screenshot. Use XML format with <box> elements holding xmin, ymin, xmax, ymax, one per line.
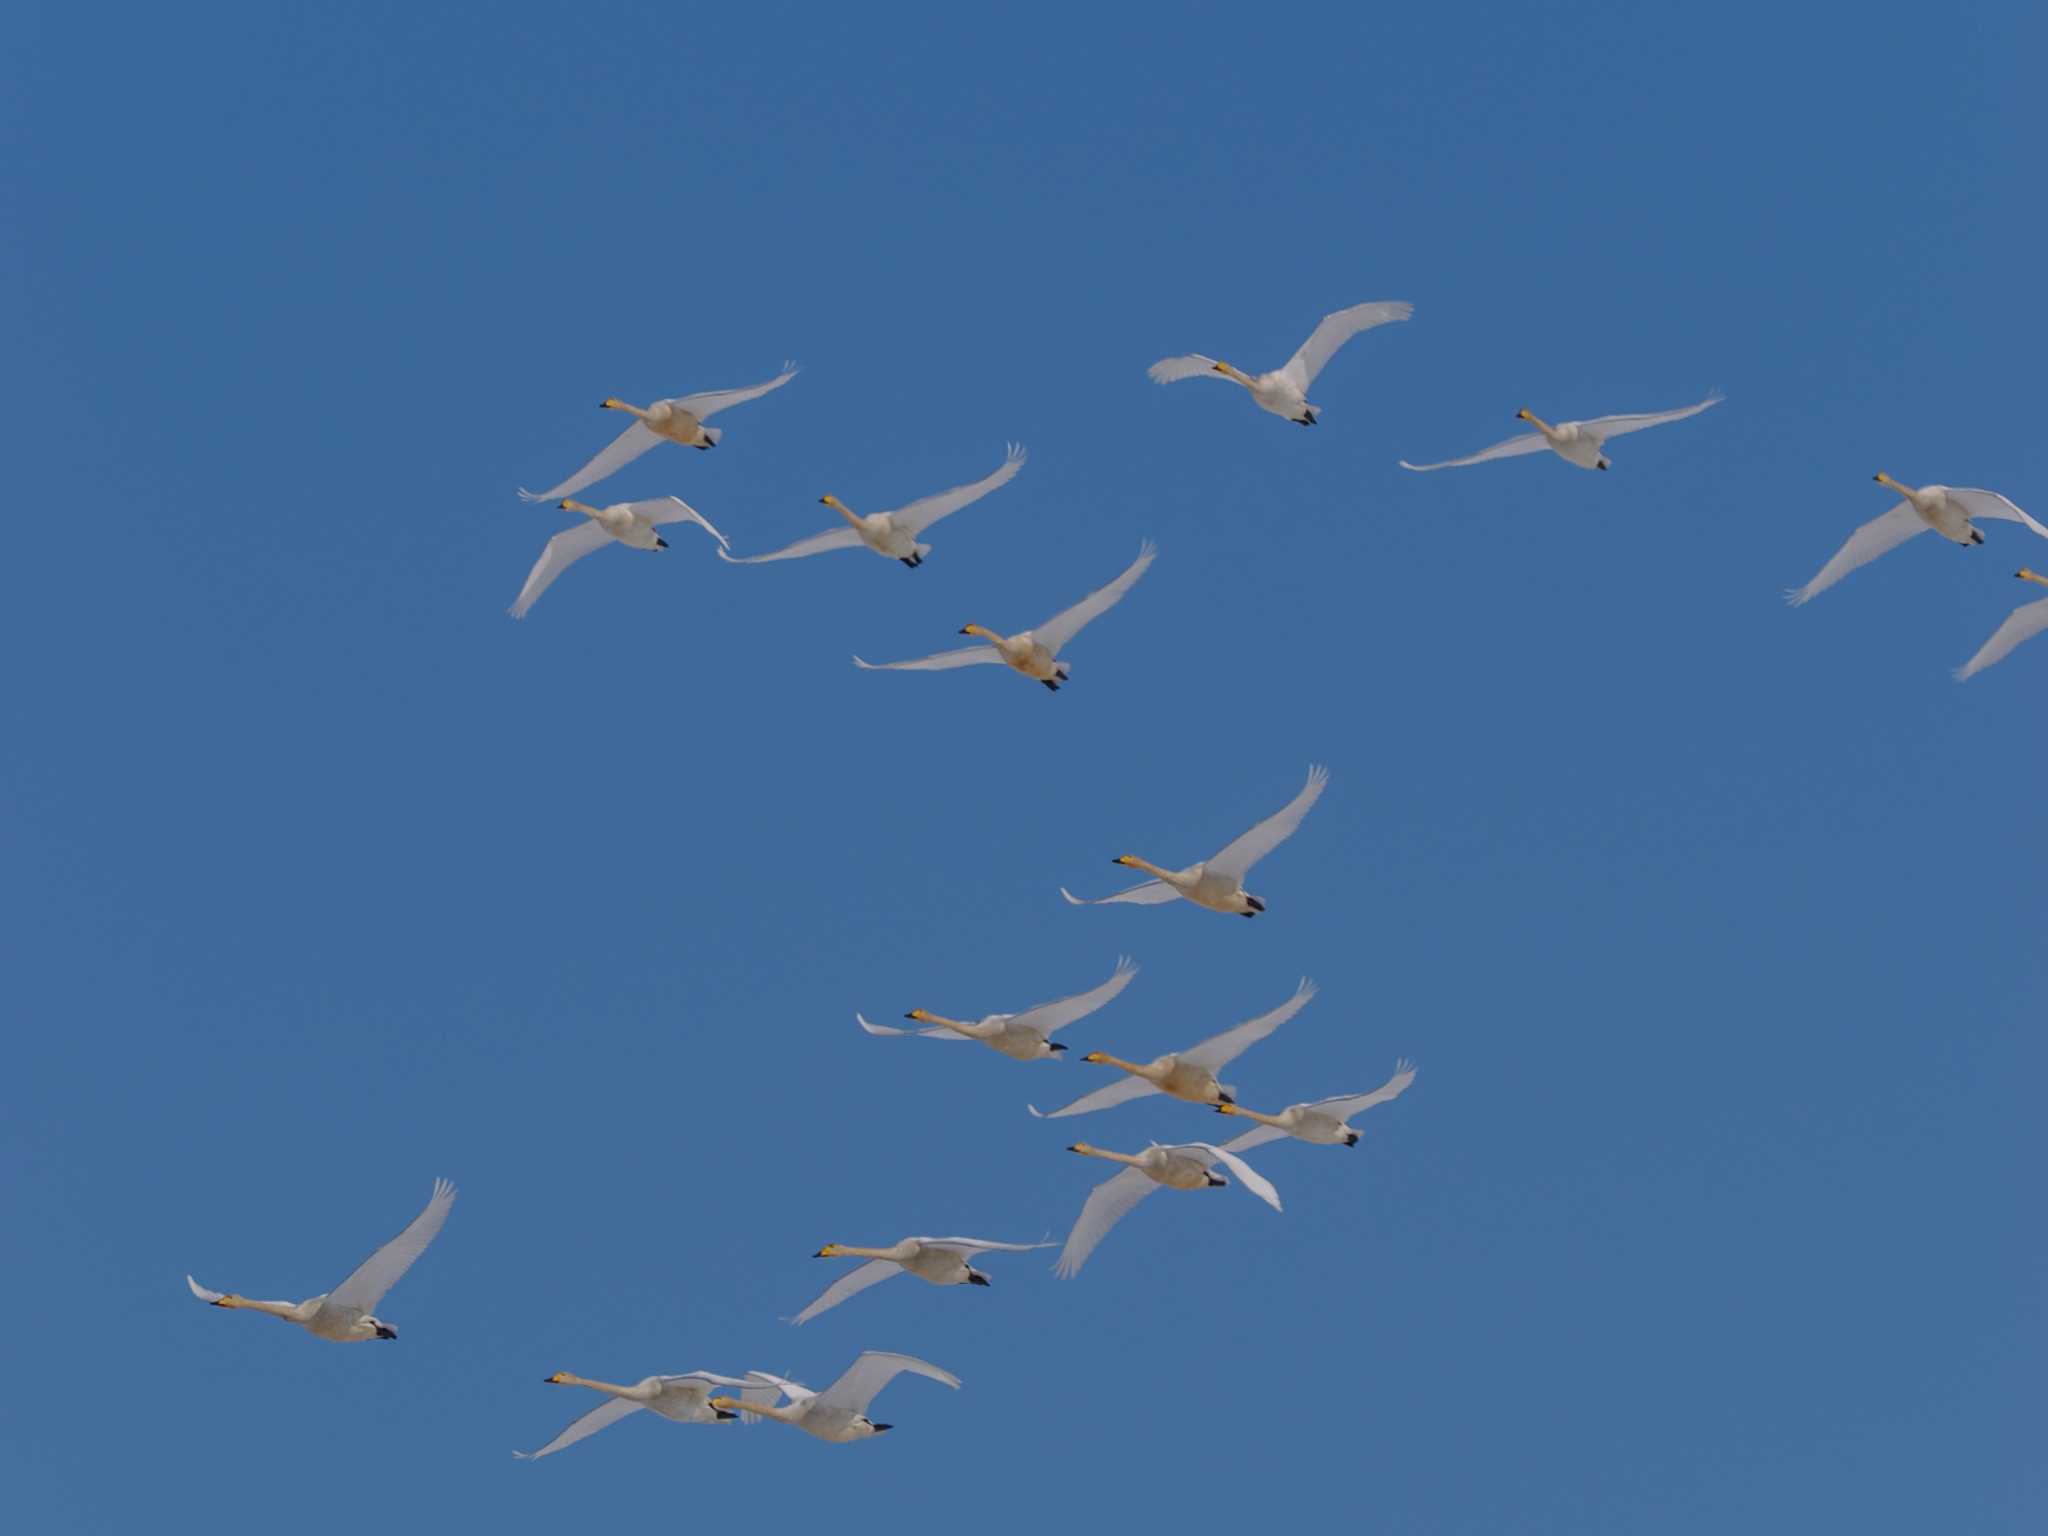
<box><xmin>1786</xmin><ymin>475</ymin><xmax>2048</xmax><ymax>606</ymax></box>
<box><xmin>721</xmin><ymin>445</ymin><xmax>1025</xmax><ymax>568</ymax></box>
<box><xmin>1216</xmin><ymin>1058</ymin><xmax>1417</xmax><ymax>1149</ymax></box>
<box><xmin>708</xmin><ymin>1352</ymin><xmax>959</xmax><ymax>1443</ymax></box>
<box><xmin>185</xmin><ymin>1178</ymin><xmax>455</xmax><ymax>1343</ymax></box>
<box><xmin>1149</xmin><ymin>301</ymin><xmax>1412</xmax><ymax>425</ymax></box>
<box><xmin>518</xmin><ymin>364</ymin><xmax>799</xmax><ymax>503</ymax></box>
<box><xmin>794</xmin><ymin>1236</ymin><xmax>1054</xmax><ymax>1325</ymax></box>
<box><xmin>1055</xmin><ymin>1141</ymin><xmax>1281</xmax><ymax>1278</ymax></box>
<box><xmin>1400</xmin><ymin>394</ymin><xmax>1720</xmax><ymax>473</ymax></box>
<box><xmin>1028</xmin><ymin>977</ymin><xmax>1315</xmax><ymax>1119</ymax></box>
<box><xmin>516</xmin><ymin>1368</ymin><xmax>761</xmax><ymax>1460</ymax></box>
<box><xmin>857</xmin><ymin>955</ymin><xmax>1138</xmax><ymax>1061</ymax></box>
<box><xmin>1061</xmin><ymin>764</ymin><xmax>1327</xmax><ymax>917</ymax></box>
<box><xmin>509</xmin><ymin>496</ymin><xmax>729</xmax><ymax>619</ymax></box>
<box><xmin>853</xmin><ymin>542</ymin><xmax>1156</xmax><ymax>689</ymax></box>
<box><xmin>1957</xmin><ymin>568</ymin><xmax>2048</xmax><ymax>681</ymax></box>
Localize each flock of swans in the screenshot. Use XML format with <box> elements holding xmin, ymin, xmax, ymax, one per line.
<box><xmin>184</xmin><ymin>293</ymin><xmax>2045</xmax><ymax>1466</ymax></box>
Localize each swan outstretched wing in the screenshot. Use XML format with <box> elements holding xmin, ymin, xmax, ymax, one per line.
<box><xmin>921</xmin><ymin>1236</ymin><xmax>1055</xmax><ymax>1254</ymax></box>
<box><xmin>1059</xmin><ymin>879</ymin><xmax>1180</xmax><ymax>906</ymax></box>
<box><xmin>1007</xmin><ymin>956</ymin><xmax>1139</xmax><ymax>1040</ymax></box>
<box><xmin>1579</xmin><ymin>394</ymin><xmax>1722</xmax><ymax>441</ymax></box>
<box><xmin>1030</xmin><ymin>542</ymin><xmax>1158</xmax><ymax>656</ymax></box>
<box><xmin>855</xmin><ymin>1013</ymin><xmax>970</xmax><ymax>1040</ymax></box>
<box><xmin>718</xmin><ymin>526</ymin><xmax>864</xmax><ymax>564</ymax></box>
<box><xmin>890</xmin><ymin>444</ymin><xmax>1027</xmax><ymax>534</ymax></box>
<box><xmin>816</xmin><ymin>1351</ymin><xmax>959</xmax><ymax>1414</ymax></box>
<box><xmin>516</xmin><ymin>1397</ymin><xmax>644</xmax><ymax>1460</ymax></box>
<box><xmin>1947</xmin><ymin>488</ymin><xmax>2048</xmax><ymax>539</ymax></box>
<box><xmin>852</xmin><ymin>644</ymin><xmax>1004</xmax><ymax>672</ymax></box>
<box><xmin>632</xmin><ymin>496</ymin><xmax>729</xmax><ymax>548</ymax></box>
<box><xmin>739</xmin><ymin>1371</ymin><xmax>812</xmax><ymax>1421</ymax></box>
<box><xmin>791</xmin><ymin>1259</ymin><xmax>901</xmax><ymax>1326</ymax></box>
<box><xmin>518</xmin><ymin>421</ymin><xmax>662</xmax><ymax>504</ymax></box>
<box><xmin>1054</xmin><ymin>1166</ymin><xmax>1158</xmax><ymax>1278</ymax></box>
<box><xmin>1217</xmin><ymin>1121</ymin><xmax>1292</xmax><ymax>1156</ymax></box>
<box><xmin>1179</xmin><ymin>978</ymin><xmax>1317</xmax><ymax>1072</ymax></box>
<box><xmin>186</xmin><ymin>1274</ymin><xmax>226</xmax><ymax>1303</ymax></box>
<box><xmin>1784</xmin><ymin>502</ymin><xmax>1927</xmax><ymax>606</ymax></box>
<box><xmin>672</xmin><ymin>363</ymin><xmax>800</xmax><ymax>421</ymax></box>
<box><xmin>328</xmin><ymin>1178</ymin><xmax>456</xmax><ymax>1315</ymax></box>
<box><xmin>510</xmin><ymin>521</ymin><xmax>612</xmax><ymax>619</ymax></box>
<box><xmin>1280</xmin><ymin>300</ymin><xmax>1413</xmax><ymax>391</ymax></box>
<box><xmin>1956</xmin><ymin>595</ymin><xmax>2048</xmax><ymax>680</ymax></box>
<box><xmin>1147</xmin><ymin>353</ymin><xmax>1229</xmax><ymax>385</ymax></box>
<box><xmin>1186</xmin><ymin>1142</ymin><xmax>1283</xmax><ymax>1212</ymax></box>
<box><xmin>1398</xmin><ymin>430</ymin><xmax>1550</xmax><ymax>472</ymax></box>
<box><xmin>1206</xmin><ymin>765</ymin><xmax>1328</xmax><ymax>881</ymax></box>
<box><xmin>1313</xmin><ymin>1058</ymin><xmax>1419</xmax><ymax>1120</ymax></box>
<box><xmin>1028</xmin><ymin>1074</ymin><xmax>1158</xmax><ymax>1120</ymax></box>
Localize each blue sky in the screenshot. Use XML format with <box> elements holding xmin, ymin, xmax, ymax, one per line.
<box><xmin>4</xmin><ymin>3</ymin><xmax>2044</xmax><ymax>1530</ymax></box>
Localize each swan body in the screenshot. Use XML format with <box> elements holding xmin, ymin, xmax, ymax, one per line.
<box><xmin>1055</xmin><ymin>1141</ymin><xmax>1282</xmax><ymax>1278</ymax></box>
<box><xmin>1787</xmin><ymin>476</ymin><xmax>2048</xmax><ymax>606</ymax></box>
<box><xmin>853</xmin><ymin>542</ymin><xmax>1156</xmax><ymax>690</ymax></box>
<box><xmin>1957</xmin><ymin>568</ymin><xmax>2048</xmax><ymax>681</ymax></box>
<box><xmin>508</xmin><ymin>496</ymin><xmax>728</xmax><ymax>619</ymax></box>
<box><xmin>1399</xmin><ymin>395</ymin><xmax>1720</xmax><ymax>473</ymax></box>
<box><xmin>795</xmin><ymin>1236</ymin><xmax>1053</xmax><ymax>1325</ymax></box>
<box><xmin>857</xmin><ymin>956</ymin><xmax>1138</xmax><ymax>1061</ymax></box>
<box><xmin>1029</xmin><ymin>977</ymin><xmax>1316</xmax><ymax>1120</ymax></box>
<box><xmin>1216</xmin><ymin>1058</ymin><xmax>1417</xmax><ymax>1149</ymax></box>
<box><xmin>517</xmin><ymin>1368</ymin><xmax>759</xmax><ymax>1460</ymax></box>
<box><xmin>708</xmin><ymin>1352</ymin><xmax>959</xmax><ymax>1443</ymax></box>
<box><xmin>1062</xmin><ymin>764</ymin><xmax>1327</xmax><ymax>916</ymax></box>
<box><xmin>1149</xmin><ymin>300</ymin><xmax>1412</xmax><ymax>425</ymax></box>
<box><xmin>518</xmin><ymin>364</ymin><xmax>799</xmax><ymax>503</ymax></box>
<box><xmin>185</xmin><ymin>1178</ymin><xmax>455</xmax><ymax>1343</ymax></box>
<box><xmin>721</xmin><ymin>445</ymin><xmax>1026</xmax><ymax>568</ymax></box>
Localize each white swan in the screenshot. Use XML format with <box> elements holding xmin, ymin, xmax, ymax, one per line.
<box><xmin>1216</xmin><ymin>1058</ymin><xmax>1417</xmax><ymax>1149</ymax></box>
<box><xmin>1957</xmin><ymin>568</ymin><xmax>2048</xmax><ymax>681</ymax></box>
<box><xmin>1399</xmin><ymin>394</ymin><xmax>1720</xmax><ymax>473</ymax></box>
<box><xmin>853</xmin><ymin>542</ymin><xmax>1156</xmax><ymax>690</ymax></box>
<box><xmin>708</xmin><ymin>1352</ymin><xmax>959</xmax><ymax>1443</ymax></box>
<box><xmin>1061</xmin><ymin>765</ymin><xmax>1327</xmax><ymax>917</ymax></box>
<box><xmin>1055</xmin><ymin>1141</ymin><xmax>1281</xmax><ymax>1278</ymax></box>
<box><xmin>186</xmin><ymin>1178</ymin><xmax>455</xmax><ymax>1342</ymax></box>
<box><xmin>518</xmin><ymin>364</ymin><xmax>798</xmax><ymax>503</ymax></box>
<box><xmin>1787</xmin><ymin>475</ymin><xmax>2048</xmax><ymax>606</ymax></box>
<box><xmin>1028</xmin><ymin>977</ymin><xmax>1315</xmax><ymax>1119</ymax></box>
<box><xmin>857</xmin><ymin>955</ymin><xmax>1138</xmax><ymax>1061</ymax></box>
<box><xmin>1148</xmin><ymin>301</ymin><xmax>1412</xmax><ymax>425</ymax></box>
<box><xmin>516</xmin><ymin>1368</ymin><xmax>760</xmax><ymax>1460</ymax></box>
<box><xmin>720</xmin><ymin>445</ymin><xmax>1025</xmax><ymax>568</ymax></box>
<box><xmin>508</xmin><ymin>496</ymin><xmax>729</xmax><ymax>619</ymax></box>
<box><xmin>794</xmin><ymin>1236</ymin><xmax>1054</xmax><ymax>1325</ymax></box>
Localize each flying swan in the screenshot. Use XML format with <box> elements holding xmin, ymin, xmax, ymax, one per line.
<box><xmin>1786</xmin><ymin>475</ymin><xmax>2048</xmax><ymax>606</ymax></box>
<box><xmin>1055</xmin><ymin>1141</ymin><xmax>1282</xmax><ymax>1278</ymax></box>
<box><xmin>1028</xmin><ymin>977</ymin><xmax>1316</xmax><ymax>1119</ymax></box>
<box><xmin>509</xmin><ymin>496</ymin><xmax>729</xmax><ymax>619</ymax></box>
<box><xmin>185</xmin><ymin>1178</ymin><xmax>455</xmax><ymax>1342</ymax></box>
<box><xmin>1061</xmin><ymin>764</ymin><xmax>1327</xmax><ymax>916</ymax></box>
<box><xmin>1148</xmin><ymin>300</ymin><xmax>1412</xmax><ymax>425</ymax></box>
<box><xmin>518</xmin><ymin>364</ymin><xmax>799</xmax><ymax>503</ymax></box>
<box><xmin>708</xmin><ymin>1352</ymin><xmax>959</xmax><ymax>1443</ymax></box>
<box><xmin>516</xmin><ymin>1368</ymin><xmax>761</xmax><ymax>1460</ymax></box>
<box><xmin>1216</xmin><ymin>1058</ymin><xmax>1417</xmax><ymax>1149</ymax></box>
<box><xmin>1956</xmin><ymin>568</ymin><xmax>2048</xmax><ymax>681</ymax></box>
<box><xmin>794</xmin><ymin>1236</ymin><xmax>1054</xmax><ymax>1325</ymax></box>
<box><xmin>720</xmin><ymin>444</ymin><xmax>1026</xmax><ymax>568</ymax></box>
<box><xmin>1399</xmin><ymin>394</ymin><xmax>1721</xmax><ymax>473</ymax></box>
<box><xmin>853</xmin><ymin>542</ymin><xmax>1156</xmax><ymax>690</ymax></box>
<box><xmin>856</xmin><ymin>955</ymin><xmax>1138</xmax><ymax>1061</ymax></box>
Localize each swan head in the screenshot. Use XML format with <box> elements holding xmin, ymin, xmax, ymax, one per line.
<box><xmin>1516</xmin><ymin>409</ymin><xmax>1533</xmax><ymax>422</ymax></box>
<box><xmin>599</xmin><ymin>397</ymin><xmax>632</xmax><ymax>413</ymax></box>
<box><xmin>1080</xmin><ymin>1052</ymin><xmax>1110</xmax><ymax>1064</ymax></box>
<box><xmin>960</xmin><ymin>623</ymin><xmax>992</xmax><ymax>638</ymax></box>
<box><xmin>1214</xmin><ymin>1102</ymin><xmax>1243</xmax><ymax>1116</ymax></box>
<box><xmin>1066</xmin><ymin>1142</ymin><xmax>1097</xmax><ymax>1155</ymax></box>
<box><xmin>543</xmin><ymin>1371</ymin><xmax>572</xmax><ymax>1384</ymax></box>
<box><xmin>815</xmin><ymin>1243</ymin><xmax>850</xmax><ymax>1259</ymax></box>
<box><xmin>368</xmin><ymin>1317</ymin><xmax>397</xmax><ymax>1340</ymax></box>
<box><xmin>820</xmin><ymin>494</ymin><xmax>845</xmax><ymax>509</ymax></box>
<box><xmin>1112</xmin><ymin>854</ymin><xmax>1141</xmax><ymax>868</ymax></box>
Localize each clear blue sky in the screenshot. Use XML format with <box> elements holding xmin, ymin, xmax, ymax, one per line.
<box><xmin>4</xmin><ymin>3</ymin><xmax>2044</xmax><ymax>1530</ymax></box>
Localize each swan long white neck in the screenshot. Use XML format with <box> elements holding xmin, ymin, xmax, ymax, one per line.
<box><xmin>711</xmin><ymin>1395</ymin><xmax>797</xmax><ymax>1424</ymax></box>
<box><xmin>1217</xmin><ymin>1103</ymin><xmax>1289</xmax><ymax>1128</ymax></box>
<box><xmin>822</xmin><ymin>496</ymin><xmax>863</xmax><ymax>529</ymax></box>
<box><xmin>1067</xmin><ymin>1142</ymin><xmax>1143</xmax><ymax>1167</ymax></box>
<box><xmin>821</xmin><ymin>1244</ymin><xmax>902</xmax><ymax>1261</ymax></box>
<box><xmin>216</xmin><ymin>1295</ymin><xmax>303</xmax><ymax>1320</ymax></box>
<box><xmin>1874</xmin><ymin>472</ymin><xmax>1928</xmax><ymax>507</ymax></box>
<box><xmin>551</xmin><ymin>1372</ymin><xmax>641</xmax><ymax>1399</ymax></box>
<box><xmin>907</xmin><ymin>1010</ymin><xmax>979</xmax><ymax>1038</ymax></box>
<box><xmin>1116</xmin><ymin>856</ymin><xmax>1181</xmax><ymax>885</ymax></box>
<box><xmin>601</xmin><ymin>398</ymin><xmax>650</xmax><ymax>421</ymax></box>
<box><xmin>1083</xmin><ymin>1052</ymin><xmax>1158</xmax><ymax>1083</ymax></box>
<box><xmin>2021</xmin><ymin>568</ymin><xmax>2048</xmax><ymax>590</ymax></box>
